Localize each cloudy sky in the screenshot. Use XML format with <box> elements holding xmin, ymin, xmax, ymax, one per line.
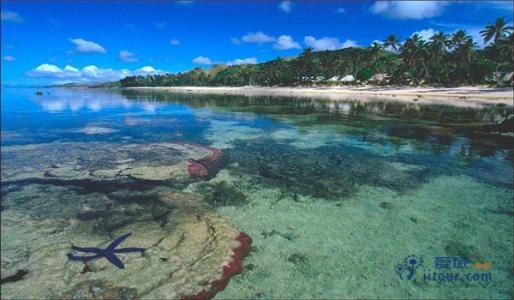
<box><xmin>1</xmin><ymin>1</ymin><xmax>512</xmax><ymax>85</ymax></box>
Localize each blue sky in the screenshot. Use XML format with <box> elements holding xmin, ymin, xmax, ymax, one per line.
<box><xmin>1</xmin><ymin>1</ymin><xmax>513</xmax><ymax>85</ymax></box>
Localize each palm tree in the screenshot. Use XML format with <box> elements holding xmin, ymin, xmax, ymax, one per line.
<box><xmin>383</xmin><ymin>34</ymin><xmax>400</xmax><ymax>52</ymax></box>
<box><xmin>400</xmin><ymin>34</ymin><xmax>430</xmax><ymax>83</ymax></box>
<box><xmin>429</xmin><ymin>32</ymin><xmax>450</xmax><ymax>52</ymax></box>
<box><xmin>450</xmin><ymin>30</ymin><xmax>469</xmax><ymax>49</ymax></box>
<box><xmin>480</xmin><ymin>17</ymin><xmax>514</xmax><ymax>45</ymax></box>
<box><xmin>428</xmin><ymin>32</ymin><xmax>450</xmax><ymax>83</ymax></box>
<box><xmin>480</xmin><ymin>18</ymin><xmax>513</xmax><ymax>83</ymax></box>
<box><xmin>449</xmin><ymin>31</ymin><xmax>476</xmax><ymax>83</ymax></box>
<box><xmin>370</xmin><ymin>42</ymin><xmax>383</xmax><ymax>59</ymax></box>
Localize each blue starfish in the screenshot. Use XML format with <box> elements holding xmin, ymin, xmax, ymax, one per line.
<box><xmin>67</xmin><ymin>233</ymin><xmax>145</xmax><ymax>269</ymax></box>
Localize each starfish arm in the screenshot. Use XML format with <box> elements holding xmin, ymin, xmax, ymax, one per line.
<box><xmin>106</xmin><ymin>233</ymin><xmax>132</xmax><ymax>251</ymax></box>
<box><xmin>67</xmin><ymin>253</ymin><xmax>101</xmax><ymax>261</ymax></box>
<box><xmin>71</xmin><ymin>246</ymin><xmax>103</xmax><ymax>254</ymax></box>
<box><xmin>103</xmin><ymin>252</ymin><xmax>125</xmax><ymax>269</ymax></box>
<box><xmin>113</xmin><ymin>247</ymin><xmax>145</xmax><ymax>253</ymax></box>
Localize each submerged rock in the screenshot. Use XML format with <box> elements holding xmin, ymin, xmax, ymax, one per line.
<box><xmin>1</xmin><ymin>142</ymin><xmax>223</xmax><ymax>184</ymax></box>
<box><xmin>481</xmin><ymin>116</ymin><xmax>514</xmax><ymax>136</ymax></box>
<box><xmin>1</xmin><ymin>187</ymin><xmax>251</xmax><ymax>299</ymax></box>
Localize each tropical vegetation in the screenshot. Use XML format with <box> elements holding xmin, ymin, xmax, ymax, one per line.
<box><xmin>120</xmin><ymin>18</ymin><xmax>513</xmax><ymax>88</ymax></box>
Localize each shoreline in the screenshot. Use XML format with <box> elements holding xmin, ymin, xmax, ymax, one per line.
<box><xmin>126</xmin><ymin>85</ymin><xmax>514</xmax><ymax>107</ymax></box>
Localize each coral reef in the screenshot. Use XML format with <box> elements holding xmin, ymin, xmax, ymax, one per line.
<box><xmin>184</xmin><ymin>143</ymin><xmax>223</xmax><ymax>178</ymax></box>
<box><xmin>193</xmin><ymin>181</ymin><xmax>248</xmax><ymax>207</ymax></box>
<box><xmin>182</xmin><ymin>232</ymin><xmax>252</xmax><ymax>300</ymax></box>
<box><xmin>1</xmin><ymin>142</ymin><xmax>222</xmax><ymax>184</ymax></box>
<box><xmin>224</xmin><ymin>139</ymin><xmax>432</xmax><ymax>200</ymax></box>
<box><xmin>1</xmin><ymin>186</ymin><xmax>252</xmax><ymax>299</ymax></box>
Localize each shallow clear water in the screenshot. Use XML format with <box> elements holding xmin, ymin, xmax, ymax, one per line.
<box><xmin>1</xmin><ymin>87</ymin><xmax>513</xmax><ymax>299</ymax></box>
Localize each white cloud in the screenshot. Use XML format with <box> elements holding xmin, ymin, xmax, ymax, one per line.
<box><xmin>370</xmin><ymin>1</ymin><xmax>448</xmax><ymax>19</ymax></box>
<box><xmin>68</xmin><ymin>38</ymin><xmax>106</xmax><ymax>54</ymax></box>
<box><xmin>278</xmin><ymin>1</ymin><xmax>293</xmax><ymax>13</ymax></box>
<box><xmin>119</xmin><ymin>50</ymin><xmax>138</xmax><ymax>62</ymax></box>
<box><xmin>241</xmin><ymin>31</ymin><xmax>275</xmax><ymax>43</ymax></box>
<box><xmin>226</xmin><ymin>57</ymin><xmax>258</xmax><ymax>65</ymax></box>
<box><xmin>273</xmin><ymin>35</ymin><xmax>301</xmax><ymax>50</ymax></box>
<box><xmin>169</xmin><ymin>39</ymin><xmax>180</xmax><ymax>45</ymax></box>
<box><xmin>1</xmin><ymin>9</ymin><xmax>22</xmax><ymax>23</ymax></box>
<box><xmin>304</xmin><ymin>36</ymin><xmax>357</xmax><ymax>51</ymax></box>
<box><xmin>134</xmin><ymin>66</ymin><xmax>159</xmax><ymax>75</ymax></box>
<box><xmin>64</xmin><ymin>65</ymin><xmax>80</xmax><ymax>73</ymax></box>
<box><xmin>335</xmin><ymin>7</ymin><xmax>346</xmax><ymax>13</ymax></box>
<box><xmin>26</xmin><ymin>64</ymin><xmax>162</xmax><ymax>82</ymax></box>
<box><xmin>2</xmin><ymin>55</ymin><xmax>16</xmax><ymax>62</ymax></box>
<box><xmin>28</xmin><ymin>64</ymin><xmax>63</xmax><ymax>76</ymax></box>
<box><xmin>236</xmin><ymin>31</ymin><xmax>302</xmax><ymax>51</ymax></box>
<box><xmin>341</xmin><ymin>40</ymin><xmax>358</xmax><ymax>48</ymax></box>
<box><xmin>412</xmin><ymin>28</ymin><xmax>437</xmax><ymax>41</ymax></box>
<box><xmin>192</xmin><ymin>56</ymin><xmax>212</xmax><ymax>65</ymax></box>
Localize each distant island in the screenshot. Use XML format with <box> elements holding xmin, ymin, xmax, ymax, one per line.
<box><xmin>117</xmin><ymin>18</ymin><xmax>513</xmax><ymax>89</ymax></box>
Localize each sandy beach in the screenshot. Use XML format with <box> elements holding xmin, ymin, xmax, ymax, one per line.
<box><xmin>128</xmin><ymin>86</ymin><xmax>514</xmax><ymax>107</ymax></box>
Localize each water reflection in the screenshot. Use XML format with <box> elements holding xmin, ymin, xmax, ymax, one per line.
<box><xmin>3</xmin><ymin>87</ymin><xmax>513</xmax><ymax>165</ymax></box>
<box><xmin>119</xmin><ymin>89</ymin><xmax>513</xmax><ymax>163</ymax></box>
<box><xmin>31</xmin><ymin>88</ymin><xmax>164</xmax><ymax>113</ymax></box>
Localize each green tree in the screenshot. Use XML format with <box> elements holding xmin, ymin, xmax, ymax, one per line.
<box><xmin>428</xmin><ymin>32</ymin><xmax>450</xmax><ymax>84</ymax></box>
<box><xmin>480</xmin><ymin>17</ymin><xmax>513</xmax><ymax>45</ymax></box>
<box><xmin>480</xmin><ymin>17</ymin><xmax>514</xmax><ymax>83</ymax></box>
<box><xmin>383</xmin><ymin>34</ymin><xmax>400</xmax><ymax>52</ymax></box>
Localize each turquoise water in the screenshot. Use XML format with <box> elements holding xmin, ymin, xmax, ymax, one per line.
<box><xmin>1</xmin><ymin>87</ymin><xmax>512</xmax><ymax>299</ymax></box>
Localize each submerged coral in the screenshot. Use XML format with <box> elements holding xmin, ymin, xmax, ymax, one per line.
<box><xmin>193</xmin><ymin>181</ymin><xmax>248</xmax><ymax>207</ymax></box>
<box><xmin>0</xmin><ymin>186</ymin><xmax>251</xmax><ymax>299</ymax></box>
<box><xmin>224</xmin><ymin>139</ymin><xmax>432</xmax><ymax>200</ymax></box>
<box><xmin>1</xmin><ymin>142</ymin><xmax>222</xmax><ymax>184</ymax></box>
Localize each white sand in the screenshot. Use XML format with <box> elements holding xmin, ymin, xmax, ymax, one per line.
<box><xmin>128</xmin><ymin>86</ymin><xmax>513</xmax><ymax>107</ymax></box>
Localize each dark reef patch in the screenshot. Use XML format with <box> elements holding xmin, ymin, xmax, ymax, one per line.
<box><xmin>195</xmin><ymin>181</ymin><xmax>248</xmax><ymax>207</ymax></box>
<box><xmin>261</xmin><ymin>229</ymin><xmax>298</xmax><ymax>241</ymax></box>
<box><xmin>379</xmin><ymin>202</ymin><xmax>394</xmax><ymax>210</ymax></box>
<box><xmin>225</xmin><ymin>139</ymin><xmax>434</xmax><ymax>200</ymax></box>
<box><xmin>444</xmin><ymin>241</ymin><xmax>484</xmax><ymax>262</ymax></box>
<box><xmin>0</xmin><ymin>269</ymin><xmax>29</xmax><ymax>285</ymax></box>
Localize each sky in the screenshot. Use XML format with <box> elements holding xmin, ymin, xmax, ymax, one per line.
<box><xmin>1</xmin><ymin>1</ymin><xmax>513</xmax><ymax>85</ymax></box>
